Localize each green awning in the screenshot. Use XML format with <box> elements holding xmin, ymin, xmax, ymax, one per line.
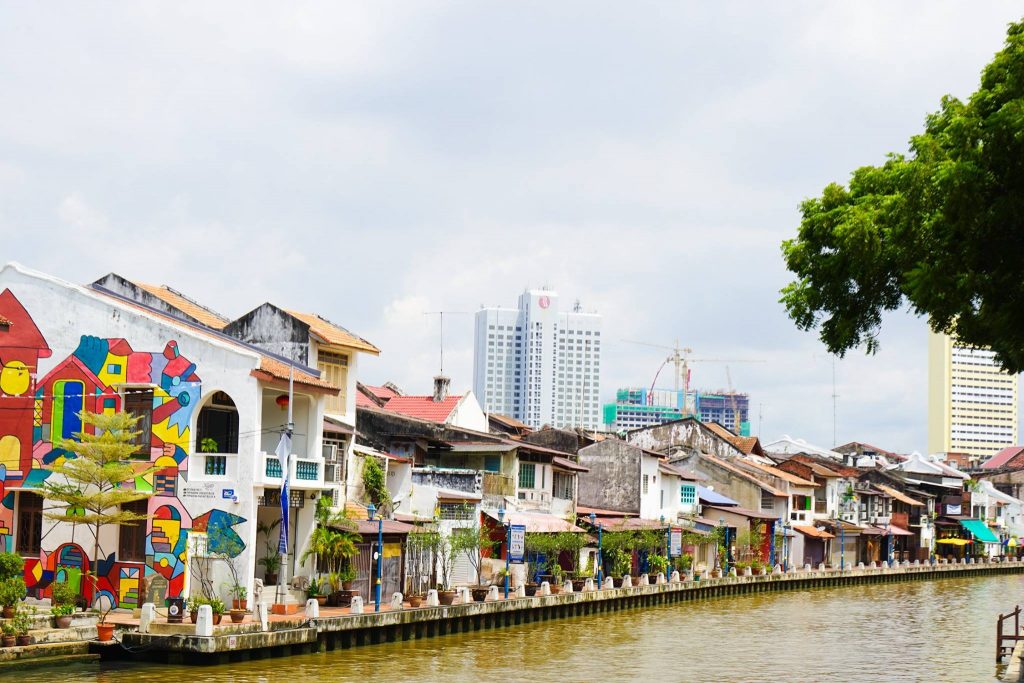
<box><xmin>960</xmin><ymin>519</ymin><xmax>999</xmax><ymax>544</ymax></box>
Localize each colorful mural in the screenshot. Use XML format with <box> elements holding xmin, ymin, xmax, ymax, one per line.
<box><xmin>0</xmin><ymin>288</ymin><xmax>246</xmax><ymax>608</ymax></box>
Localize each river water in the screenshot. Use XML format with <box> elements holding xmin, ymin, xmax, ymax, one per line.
<box><xmin>22</xmin><ymin>574</ymin><xmax>1023</xmax><ymax>683</ymax></box>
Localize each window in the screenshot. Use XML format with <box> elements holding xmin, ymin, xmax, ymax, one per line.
<box><xmin>197</xmin><ymin>392</ymin><xmax>238</xmax><ymax>454</ymax></box>
<box><xmin>681</xmin><ymin>484</ymin><xmax>696</xmax><ymax>505</ymax></box>
<box><xmin>660</xmin><ymin>489</ymin><xmax>664</xmax><ymax>508</ymax></box>
<box><xmin>118</xmin><ymin>499</ymin><xmax>149</xmax><ymax>562</ymax></box>
<box><xmin>642</xmin><ymin>474</ymin><xmax>649</xmax><ymax>495</ymax></box>
<box><xmin>124</xmin><ymin>389</ymin><xmax>154</xmax><ymax>457</ymax></box>
<box><xmin>553</xmin><ymin>472</ymin><xmax>574</xmax><ymax>500</ymax></box>
<box><xmin>15</xmin><ymin>492</ymin><xmax>42</xmax><ymax>556</ymax></box>
<box><xmin>519</xmin><ymin>462</ymin><xmax>536</xmax><ymax>489</ymax></box>
<box><xmin>318</xmin><ymin>351</ymin><xmax>349</xmax><ymax>413</ymax></box>
<box><xmin>760</xmin><ymin>490</ymin><xmax>775</xmax><ymax>511</ymax></box>
<box><xmin>439</xmin><ymin>503</ymin><xmax>474</xmax><ymax>521</ymax></box>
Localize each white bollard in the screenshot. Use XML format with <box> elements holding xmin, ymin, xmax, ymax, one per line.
<box><xmin>458</xmin><ymin>587</ymin><xmax>472</xmax><ymax>604</ymax></box>
<box><xmin>913</xmin><ymin>560</ymin><xmax>920</xmax><ymax>566</ymax></box>
<box><xmin>656</xmin><ymin>572</ymin><xmax>666</xmax><ymax>585</ymax></box>
<box><xmin>391</xmin><ymin>592</ymin><xmax>404</xmax><ymax>610</ymax></box>
<box><xmin>902</xmin><ymin>560</ymin><xmax>910</xmax><ymax>567</ymax></box>
<box><xmin>350</xmin><ymin>597</ymin><xmax>364</xmax><ymax>614</ymax></box>
<box><xmin>728</xmin><ymin>568</ymin><xmax>738</xmax><ymax>577</ymax></box>
<box><xmin>426</xmin><ymin>589</ymin><xmax>439</xmax><ymax>607</ymax></box>
<box><xmin>639</xmin><ymin>574</ymin><xmax>649</xmax><ymax>586</ymax></box>
<box><xmin>622</xmin><ymin>575</ymin><xmax>633</xmax><ymax>588</ymax></box>
<box><xmin>540</xmin><ymin>581</ymin><xmax>551</xmax><ymax>596</ymax></box>
<box><xmin>670</xmin><ymin>570</ymin><xmax>681</xmax><ymax>583</ymax></box>
<box><xmin>195</xmin><ymin>604</ymin><xmax>214</xmax><ymax>637</ymax></box>
<box><xmin>486</xmin><ymin>586</ymin><xmax>499</xmax><ymax>602</ymax></box>
<box><xmin>140</xmin><ymin>603</ymin><xmax>156</xmax><ymax>634</ymax></box>
<box><xmin>562</xmin><ymin>580</ymin><xmax>573</xmax><ymax>594</ymax></box>
<box><xmin>857</xmin><ymin>562</ymin><xmax>865</xmax><ymax>570</ymax></box>
<box><xmin>255</xmin><ymin>603</ymin><xmax>270</xmax><ymax>631</ymax></box>
<box><xmin>961</xmin><ymin>558</ymin><xmax>967</xmax><ymax>565</ymax></box>
<box><xmin>868</xmin><ymin>561</ymin><xmax>877</xmax><ymax>569</ymax></box>
<box><xmin>742</xmin><ymin>567</ymin><xmax>752</xmax><ymax>577</ymax></box>
<box><xmin>803</xmin><ymin>564</ymin><xmax>811</xmax><ymax>572</ymax></box>
<box><xmin>514</xmin><ymin>585</ymin><xmax>526</xmax><ymax>598</ymax></box>
<box><xmin>603</xmin><ymin>577</ymin><xmax>615</xmax><ymax>590</ymax></box>
<box><xmin>305</xmin><ymin>598</ymin><xmax>319</xmax><ymax>619</ymax></box>
<box><xmin>584</xmin><ymin>578</ymin><xmax>596</xmax><ymax>592</ymax></box>
<box><xmin>772</xmin><ymin>565</ymin><xmax>783</xmax><ymax>575</ymax></box>
<box><xmin>818</xmin><ymin>563</ymin><xmax>826</xmax><ymax>572</ymax></box>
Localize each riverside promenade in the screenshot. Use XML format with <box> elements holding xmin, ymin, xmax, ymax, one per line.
<box><xmin>108</xmin><ymin>558</ymin><xmax>1024</xmax><ymax>666</ymax></box>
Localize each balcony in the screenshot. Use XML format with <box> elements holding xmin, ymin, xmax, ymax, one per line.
<box><xmin>190</xmin><ymin>453</ymin><xmax>239</xmax><ymax>483</ymax></box>
<box><xmin>255</xmin><ymin>451</ymin><xmax>324</xmax><ymax>489</ymax></box>
<box><xmin>411</xmin><ymin>467</ymin><xmax>482</xmax><ymax>495</ymax></box>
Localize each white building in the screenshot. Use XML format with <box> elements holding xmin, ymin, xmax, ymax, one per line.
<box><xmin>473</xmin><ymin>289</ymin><xmax>601</xmax><ymax>430</ymax></box>
<box><xmin>928</xmin><ymin>330</ymin><xmax>1019</xmax><ymax>459</ymax></box>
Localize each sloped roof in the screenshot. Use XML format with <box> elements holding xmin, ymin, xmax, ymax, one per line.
<box><xmin>489</xmin><ymin>413</ymin><xmax>532</xmax><ymax>432</ymax></box>
<box><xmin>701</xmin><ymin>454</ymin><xmax>786</xmax><ymax>497</ymax></box>
<box><xmin>135</xmin><ymin>282</ymin><xmax>231</xmax><ymax>329</ymax></box>
<box><xmin>251</xmin><ymin>357</ymin><xmax>340</xmax><ymax>394</ymax></box>
<box><xmin>874</xmin><ymin>483</ymin><xmax>924</xmax><ymax>507</ymax></box>
<box><xmin>285</xmin><ymin>309</ymin><xmax>380</xmax><ymax>355</ymax></box>
<box><xmin>378</xmin><ymin>394</ymin><xmax>463</xmax><ymax>423</ymax></box>
<box><xmin>363</xmin><ymin>384</ymin><xmax>400</xmax><ymax>401</ymax></box>
<box><xmin>742</xmin><ymin>459</ymin><xmax>818</xmax><ymax>487</ymax></box>
<box><xmin>983</xmin><ymin>446</ymin><xmax>1024</xmax><ymax>470</ymax></box>
<box><xmin>705</xmin><ymin>422</ymin><xmax>761</xmax><ymax>455</ymax></box>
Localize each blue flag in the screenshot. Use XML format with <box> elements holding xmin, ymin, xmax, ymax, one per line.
<box><xmin>276</xmin><ymin>431</ymin><xmax>292</xmax><ymax>556</ymax></box>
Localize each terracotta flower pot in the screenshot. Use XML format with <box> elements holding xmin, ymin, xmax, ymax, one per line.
<box><xmin>437</xmin><ymin>590</ymin><xmax>457</xmax><ymax>606</ymax></box>
<box><xmin>229</xmin><ymin>609</ymin><xmax>246</xmax><ymax>624</ymax></box>
<box><xmin>55</xmin><ymin>615</ymin><xmax>73</xmax><ymax>629</ymax></box>
<box><xmin>213</xmin><ymin>613</ymin><xmax>223</xmax><ymax>625</ymax></box>
<box><xmin>1</xmin><ymin>606</ymin><xmax>13</xmax><ymax>619</ymax></box>
<box><xmin>1</xmin><ymin>635</ymin><xmax>14</xmax><ymax>647</ymax></box>
<box><xmin>612</xmin><ymin>577</ymin><xmax>625</xmax><ymax>588</ymax></box>
<box><xmin>232</xmin><ymin>599</ymin><xmax>247</xmax><ymax>611</ymax></box>
<box><xmin>15</xmin><ymin>635</ymin><xmax>31</xmax><ymax>647</ymax></box>
<box><xmin>265</xmin><ymin>573</ymin><xmax>278</xmax><ymax>585</ymax></box>
<box><xmin>549</xmin><ymin>584</ymin><xmax>562</xmax><ymax>595</ymax></box>
<box><xmin>571</xmin><ymin>579</ymin><xmax>587</xmax><ymax>592</ymax></box>
<box><xmin>342</xmin><ymin>581</ymin><xmax>354</xmax><ymax>591</ymax></box>
<box><xmin>524</xmin><ymin>584</ymin><xmax>539</xmax><ymax>597</ymax></box>
<box><xmin>471</xmin><ymin>587</ymin><xmax>490</xmax><ymax>603</ymax></box>
<box><xmin>96</xmin><ymin>623</ymin><xmax>115</xmax><ymax>642</ymax></box>
<box><xmin>315</xmin><ymin>596</ymin><xmax>327</xmax><ymax>607</ymax></box>
<box><xmin>407</xmin><ymin>595</ymin><xmax>423</xmax><ymax>608</ymax></box>
<box><xmin>190</xmin><ymin>611</ymin><xmax>198</xmax><ymax>624</ymax></box>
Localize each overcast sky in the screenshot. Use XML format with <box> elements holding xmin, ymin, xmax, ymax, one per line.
<box><xmin>1</xmin><ymin>2</ymin><xmax>1020</xmax><ymax>453</ymax></box>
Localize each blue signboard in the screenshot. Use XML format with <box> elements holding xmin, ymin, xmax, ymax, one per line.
<box><xmin>222</xmin><ymin>488</ymin><xmax>235</xmax><ymax>499</ymax></box>
<box><xmin>509</xmin><ymin>524</ymin><xmax>526</xmax><ymax>562</ymax></box>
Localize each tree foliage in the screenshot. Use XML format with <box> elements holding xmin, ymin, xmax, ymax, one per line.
<box><xmin>781</xmin><ymin>20</ymin><xmax>1024</xmax><ymax>371</ymax></box>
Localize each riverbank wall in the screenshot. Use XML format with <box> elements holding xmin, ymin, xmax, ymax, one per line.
<box><xmin>110</xmin><ymin>560</ymin><xmax>1024</xmax><ymax>666</ymax></box>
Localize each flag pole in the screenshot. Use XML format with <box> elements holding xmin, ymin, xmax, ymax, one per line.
<box><xmin>276</xmin><ymin>367</ymin><xmax>295</xmax><ymax>605</ymax></box>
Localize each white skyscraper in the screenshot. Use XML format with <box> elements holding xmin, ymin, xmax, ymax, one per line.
<box><xmin>474</xmin><ymin>289</ymin><xmax>602</xmax><ymax>429</ymax></box>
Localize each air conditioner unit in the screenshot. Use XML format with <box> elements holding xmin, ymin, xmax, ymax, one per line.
<box><xmin>323</xmin><ymin>444</ymin><xmax>340</xmax><ymax>463</ymax></box>
<box><xmin>325</xmin><ymin>464</ymin><xmax>342</xmax><ymax>483</ymax></box>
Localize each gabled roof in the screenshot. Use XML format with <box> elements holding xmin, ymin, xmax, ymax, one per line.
<box><xmin>705</xmin><ymin>422</ymin><xmax>763</xmax><ymax>455</ymax></box>
<box><xmin>700</xmin><ymin>453</ymin><xmax>786</xmax><ymax>497</ymax></box>
<box><xmin>134</xmin><ymin>282</ymin><xmax>232</xmax><ymax>330</ymax></box>
<box><xmin>742</xmin><ymin>459</ymin><xmax>818</xmax><ymax>487</ymax></box>
<box><xmin>983</xmin><ymin>446</ymin><xmax>1024</xmax><ymax>470</ymax></box>
<box><xmin>377</xmin><ymin>394</ymin><xmax>464</xmax><ymax>423</ymax></box>
<box><xmin>874</xmin><ymin>483</ymin><xmax>924</xmax><ymax>507</ymax></box>
<box><xmin>285</xmin><ymin>309</ymin><xmax>380</xmax><ymax>355</ymax></box>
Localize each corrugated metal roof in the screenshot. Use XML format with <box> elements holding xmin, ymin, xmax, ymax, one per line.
<box><xmin>697</xmin><ymin>486</ymin><xmax>739</xmax><ymax>506</ymax></box>
<box><xmin>135</xmin><ymin>282</ymin><xmax>231</xmax><ymax>329</ymax></box>
<box><xmin>286</xmin><ymin>309</ymin><xmax>380</xmax><ymax>355</ymax></box>
<box><xmin>793</xmin><ymin>525</ymin><xmax>835</xmax><ymax>540</ymax></box>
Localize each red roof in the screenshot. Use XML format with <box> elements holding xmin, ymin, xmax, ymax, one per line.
<box><xmin>355</xmin><ymin>391</ymin><xmax>378</xmax><ymax>409</ymax></box>
<box><xmin>983</xmin><ymin>446</ymin><xmax>1024</xmax><ymax>470</ymax></box>
<box><xmin>378</xmin><ymin>394</ymin><xmax>463</xmax><ymax>423</ymax></box>
<box><xmin>364</xmin><ymin>384</ymin><xmax>400</xmax><ymax>401</ymax></box>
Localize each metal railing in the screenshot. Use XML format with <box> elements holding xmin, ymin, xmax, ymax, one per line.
<box><xmin>997</xmin><ymin>605</ymin><xmax>1022</xmax><ymax>662</ymax></box>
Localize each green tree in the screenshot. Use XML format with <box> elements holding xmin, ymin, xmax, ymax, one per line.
<box><xmin>42</xmin><ymin>411</ymin><xmax>155</xmax><ymax>619</ymax></box>
<box><xmin>361</xmin><ymin>455</ymin><xmax>391</xmax><ymax>511</ymax></box>
<box><xmin>780</xmin><ymin>20</ymin><xmax>1024</xmax><ymax>371</ymax></box>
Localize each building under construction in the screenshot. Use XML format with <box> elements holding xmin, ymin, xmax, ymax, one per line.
<box><xmin>603</xmin><ymin>387</ymin><xmax>750</xmax><ymax>435</ymax></box>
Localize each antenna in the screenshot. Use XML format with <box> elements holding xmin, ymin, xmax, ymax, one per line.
<box><xmin>423</xmin><ymin>311</ymin><xmax>471</xmax><ymax>374</ymax></box>
<box><xmin>813</xmin><ymin>354</ymin><xmax>840</xmax><ymax>446</ymax></box>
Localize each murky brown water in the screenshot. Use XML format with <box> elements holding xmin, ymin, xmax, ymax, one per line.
<box><xmin>20</xmin><ymin>574</ymin><xmax>1023</xmax><ymax>682</ymax></box>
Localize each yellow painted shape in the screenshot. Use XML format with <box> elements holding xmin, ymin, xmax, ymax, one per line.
<box><xmin>152</xmin><ymin>518</ymin><xmax>181</xmax><ymax>550</ymax></box>
<box><xmin>96</xmin><ymin>353</ymin><xmax>128</xmax><ymax>387</ymax></box>
<box><xmin>0</xmin><ymin>436</ymin><xmax>20</xmax><ymax>471</ymax></box>
<box><xmin>0</xmin><ymin>361</ymin><xmax>30</xmax><ymax>396</ymax></box>
<box><xmin>29</xmin><ymin>562</ymin><xmax>41</xmax><ymax>582</ymax></box>
<box><xmin>383</xmin><ymin>543</ymin><xmax>401</xmax><ymax>559</ymax></box>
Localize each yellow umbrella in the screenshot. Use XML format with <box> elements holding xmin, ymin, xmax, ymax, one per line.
<box><xmin>936</xmin><ymin>538</ymin><xmax>971</xmax><ymax>546</ymax></box>
<box><xmin>1009</xmin><ymin>537</ymin><xmax>1018</xmax><ymax>548</ymax></box>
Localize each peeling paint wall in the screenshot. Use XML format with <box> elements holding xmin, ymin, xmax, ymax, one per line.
<box><xmin>627</xmin><ymin>419</ymin><xmax>739</xmax><ymax>459</ymax></box>
<box><xmin>223</xmin><ymin>304</ymin><xmax>311</xmax><ymax>366</ymax></box>
<box><xmin>576</xmin><ymin>440</ymin><xmax>640</xmax><ymax>514</ymax></box>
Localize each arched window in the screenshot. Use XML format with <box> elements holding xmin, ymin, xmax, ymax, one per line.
<box><xmin>197</xmin><ymin>391</ymin><xmax>239</xmax><ymax>454</ymax></box>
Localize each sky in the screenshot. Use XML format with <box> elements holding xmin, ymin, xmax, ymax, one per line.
<box><xmin>0</xmin><ymin>2</ymin><xmax>1020</xmax><ymax>453</ymax></box>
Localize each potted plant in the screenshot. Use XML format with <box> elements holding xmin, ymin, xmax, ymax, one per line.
<box><xmin>13</xmin><ymin>607</ymin><xmax>32</xmax><ymax>647</ymax></box>
<box><xmin>648</xmin><ymin>554</ymin><xmax>669</xmax><ymax>578</ymax></box>
<box><xmin>339</xmin><ymin>564</ymin><xmax>357</xmax><ymax>592</ymax></box>
<box><xmin>1</xmin><ymin>621</ymin><xmax>14</xmax><ymax>648</ymax></box>
<box><xmin>307</xmin><ymin>578</ymin><xmax>327</xmax><ymax>607</ymax></box>
<box><xmin>229</xmin><ymin>606</ymin><xmax>247</xmax><ymax>624</ymax></box>
<box><xmin>209</xmin><ymin>598</ymin><xmax>225</xmax><ymax>625</ymax></box>
<box><xmin>405</xmin><ymin>528</ymin><xmax>439</xmax><ymax>608</ymax></box>
<box><xmin>187</xmin><ymin>595</ymin><xmax>208</xmax><ymax>625</ymax></box>
<box><xmin>611</xmin><ymin>548</ymin><xmax>632</xmax><ymax>587</ymax></box>
<box><xmin>257</xmin><ymin>519</ymin><xmax>282</xmax><ymax>584</ymax></box>
<box><xmin>51</xmin><ymin>580</ymin><xmax>77</xmax><ymax>628</ymax></box>
<box><xmin>229</xmin><ymin>584</ymin><xmax>248</xmax><ymax>611</ymax></box>
<box><xmin>0</xmin><ymin>577</ymin><xmax>26</xmax><ymax>620</ymax></box>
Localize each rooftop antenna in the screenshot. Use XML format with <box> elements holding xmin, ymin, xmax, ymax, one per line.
<box><xmin>423</xmin><ymin>311</ymin><xmax>471</xmax><ymax>374</ymax></box>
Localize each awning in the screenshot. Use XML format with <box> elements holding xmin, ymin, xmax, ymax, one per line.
<box><xmin>552</xmin><ymin>455</ymin><xmax>589</xmax><ymax>473</ymax></box>
<box><xmin>874</xmin><ymin>483</ymin><xmax>924</xmax><ymax>507</ymax></box>
<box><xmin>484</xmin><ymin>511</ymin><xmax>586</xmax><ymax>533</ymax></box>
<box><xmin>794</xmin><ymin>525</ymin><xmax>835</xmax><ymax>540</ymax></box>
<box><xmin>883</xmin><ymin>525</ymin><xmax>915</xmax><ymax>537</ymax></box>
<box><xmin>583</xmin><ymin>517</ymin><xmax>667</xmax><ymax>531</ymax></box>
<box><xmin>960</xmin><ymin>519</ymin><xmax>1000</xmax><ymax>544</ymax></box>
<box><xmin>697</xmin><ymin>486</ymin><xmax>739</xmax><ymax>507</ymax></box>
<box><xmin>937</xmin><ymin>538</ymin><xmax>972</xmax><ymax>546</ymax></box>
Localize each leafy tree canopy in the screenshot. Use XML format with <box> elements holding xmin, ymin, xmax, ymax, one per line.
<box><xmin>781</xmin><ymin>20</ymin><xmax>1024</xmax><ymax>371</ymax></box>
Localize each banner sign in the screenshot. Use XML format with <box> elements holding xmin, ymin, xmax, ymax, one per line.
<box><xmin>509</xmin><ymin>524</ymin><xmax>526</xmax><ymax>562</ymax></box>
<box><xmin>670</xmin><ymin>528</ymin><xmax>683</xmax><ymax>558</ymax></box>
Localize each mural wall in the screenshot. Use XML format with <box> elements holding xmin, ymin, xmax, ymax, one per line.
<box><xmin>0</xmin><ymin>288</ymin><xmax>246</xmax><ymax>608</ymax></box>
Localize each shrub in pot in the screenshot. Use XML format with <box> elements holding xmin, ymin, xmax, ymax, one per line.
<box><xmin>307</xmin><ymin>578</ymin><xmax>327</xmax><ymax>607</ymax></box>
<box><xmin>52</xmin><ymin>603</ymin><xmax>75</xmax><ymax>628</ymax></box>
<box><xmin>0</xmin><ymin>578</ymin><xmax>26</xmax><ymax>619</ymax></box>
<box><xmin>229</xmin><ymin>584</ymin><xmax>248</xmax><ymax>611</ymax></box>
<box><xmin>187</xmin><ymin>596</ymin><xmax>208</xmax><ymax>624</ymax></box>
<box><xmin>51</xmin><ymin>580</ymin><xmax>77</xmax><ymax>627</ymax></box>
<box><xmin>1</xmin><ymin>622</ymin><xmax>15</xmax><ymax>648</ymax></box>
<box><xmin>209</xmin><ymin>598</ymin><xmax>226</xmax><ymax>625</ymax></box>
<box><xmin>13</xmin><ymin>607</ymin><xmax>33</xmax><ymax>646</ymax></box>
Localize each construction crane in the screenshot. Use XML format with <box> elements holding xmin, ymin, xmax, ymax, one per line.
<box><xmin>622</xmin><ymin>339</ymin><xmax>764</xmax><ymax>417</ymax></box>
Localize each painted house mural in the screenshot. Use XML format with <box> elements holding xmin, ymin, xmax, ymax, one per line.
<box><xmin>0</xmin><ymin>286</ymin><xmax>246</xmax><ymax>609</ymax></box>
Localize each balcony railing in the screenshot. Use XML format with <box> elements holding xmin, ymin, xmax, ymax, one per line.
<box><xmin>256</xmin><ymin>451</ymin><xmax>323</xmax><ymax>488</ymax></box>
<box><xmin>191</xmin><ymin>453</ymin><xmax>237</xmax><ymax>482</ymax></box>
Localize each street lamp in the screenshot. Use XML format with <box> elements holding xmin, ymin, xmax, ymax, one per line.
<box><xmin>839</xmin><ymin>520</ymin><xmax>846</xmax><ymax>571</ymax></box>
<box><xmin>367</xmin><ymin>503</ymin><xmax>383</xmax><ymax>613</ymax></box>
<box><xmin>778</xmin><ymin>518</ymin><xmax>788</xmax><ymax>572</ymax></box>
<box><xmin>719</xmin><ymin>518</ymin><xmax>729</xmax><ymax>574</ymax></box>
<box><xmin>498</xmin><ymin>506</ymin><xmax>510</xmax><ymax>599</ymax></box>
<box><xmin>769</xmin><ymin>520</ymin><xmax>777</xmax><ymax>568</ymax></box>
<box><xmin>590</xmin><ymin>511</ymin><xmax>603</xmax><ymax>587</ymax></box>
<box><xmin>886</xmin><ymin>524</ymin><xmax>893</xmax><ymax>569</ymax></box>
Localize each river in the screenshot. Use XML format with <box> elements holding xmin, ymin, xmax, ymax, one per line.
<box><xmin>21</xmin><ymin>573</ymin><xmax>1024</xmax><ymax>682</ymax></box>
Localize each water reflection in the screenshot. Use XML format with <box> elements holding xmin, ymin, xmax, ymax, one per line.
<box><xmin>27</xmin><ymin>574</ymin><xmax>1022</xmax><ymax>683</ymax></box>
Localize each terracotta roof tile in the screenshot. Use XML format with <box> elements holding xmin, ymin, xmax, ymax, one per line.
<box><xmin>285</xmin><ymin>309</ymin><xmax>380</xmax><ymax>355</ymax></box>
<box><xmin>251</xmin><ymin>357</ymin><xmax>340</xmax><ymax>394</ymax></box>
<box><xmin>378</xmin><ymin>394</ymin><xmax>463</xmax><ymax>423</ymax></box>
<box><xmin>983</xmin><ymin>445</ymin><xmax>1024</xmax><ymax>470</ymax></box>
<box><xmin>700</xmin><ymin>454</ymin><xmax>786</xmax><ymax>497</ymax></box>
<box><xmin>135</xmin><ymin>282</ymin><xmax>231</xmax><ymax>330</ymax></box>
<box><xmin>743</xmin><ymin>460</ymin><xmax>819</xmax><ymax>487</ymax></box>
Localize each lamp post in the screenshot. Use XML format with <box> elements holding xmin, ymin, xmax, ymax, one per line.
<box><xmin>367</xmin><ymin>503</ymin><xmax>383</xmax><ymax>613</ymax></box>
<box><xmin>661</xmin><ymin>515</ymin><xmax>670</xmax><ymax>570</ymax></box>
<box><xmin>839</xmin><ymin>520</ymin><xmax>846</xmax><ymax>571</ymax></box>
<box><xmin>778</xmin><ymin>518</ymin><xmax>788</xmax><ymax>572</ymax></box>
<box><xmin>498</xmin><ymin>506</ymin><xmax>510</xmax><ymax>599</ymax></box>
<box><xmin>719</xmin><ymin>518</ymin><xmax>729</xmax><ymax>574</ymax></box>
<box><xmin>769</xmin><ymin>520</ymin><xmax>776</xmax><ymax>568</ymax></box>
<box><xmin>886</xmin><ymin>525</ymin><xmax>893</xmax><ymax>568</ymax></box>
<box><xmin>590</xmin><ymin>511</ymin><xmax>603</xmax><ymax>587</ymax></box>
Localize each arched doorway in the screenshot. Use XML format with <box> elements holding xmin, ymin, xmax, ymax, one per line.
<box><xmin>196</xmin><ymin>391</ymin><xmax>238</xmax><ymax>476</ymax></box>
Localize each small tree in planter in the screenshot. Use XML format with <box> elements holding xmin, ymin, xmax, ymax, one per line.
<box><xmin>436</xmin><ymin>528</ymin><xmax>475</xmax><ymax>604</ymax></box>
<box><xmin>552</xmin><ymin>532</ymin><xmax>587</xmax><ymax>590</ymax></box>
<box><xmin>406</xmin><ymin>528</ymin><xmax>440</xmax><ymax>606</ymax></box>
<box><xmin>257</xmin><ymin>519</ymin><xmax>282</xmax><ymax>584</ymax></box>
<box><xmin>0</xmin><ymin>553</ymin><xmax>25</xmax><ymax>619</ymax></box>
<box><xmin>42</xmin><ymin>410</ymin><xmax>154</xmax><ymax>632</ymax></box>
<box><xmin>51</xmin><ymin>581</ymin><xmax>77</xmax><ymax>628</ymax></box>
